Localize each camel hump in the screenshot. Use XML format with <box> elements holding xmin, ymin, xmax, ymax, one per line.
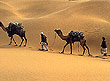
<box><xmin>9</xmin><ymin>22</ymin><xmax>24</xmax><ymax>30</ymax></box>
<box><xmin>13</xmin><ymin>22</ymin><xmax>24</xmax><ymax>29</ymax></box>
<box><xmin>7</xmin><ymin>22</ymin><xmax>25</xmax><ymax>33</ymax></box>
<box><xmin>69</xmin><ymin>31</ymin><xmax>84</xmax><ymax>39</ymax></box>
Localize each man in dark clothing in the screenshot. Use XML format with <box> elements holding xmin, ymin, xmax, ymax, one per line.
<box><xmin>40</xmin><ymin>32</ymin><xmax>48</xmax><ymax>51</ymax></box>
<box><xmin>101</xmin><ymin>37</ymin><xmax>107</xmax><ymax>56</ymax></box>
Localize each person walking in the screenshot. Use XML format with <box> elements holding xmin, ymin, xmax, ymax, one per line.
<box><xmin>40</xmin><ymin>32</ymin><xmax>48</xmax><ymax>51</ymax></box>
<box><xmin>101</xmin><ymin>37</ymin><xmax>107</xmax><ymax>56</ymax></box>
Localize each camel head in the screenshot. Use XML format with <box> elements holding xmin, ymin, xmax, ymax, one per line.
<box><xmin>0</xmin><ymin>21</ymin><xmax>3</xmax><ymax>27</ymax></box>
<box><xmin>54</xmin><ymin>29</ymin><xmax>63</xmax><ymax>36</ymax></box>
<box><xmin>0</xmin><ymin>21</ymin><xmax>7</xmax><ymax>32</ymax></box>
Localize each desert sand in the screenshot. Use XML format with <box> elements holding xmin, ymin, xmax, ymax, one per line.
<box><xmin>0</xmin><ymin>0</ymin><xmax>110</xmax><ymax>81</ymax></box>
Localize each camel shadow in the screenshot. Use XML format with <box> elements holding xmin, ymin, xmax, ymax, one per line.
<box><xmin>58</xmin><ymin>52</ymin><xmax>86</xmax><ymax>56</ymax></box>
<box><xmin>0</xmin><ymin>45</ymin><xmax>19</xmax><ymax>49</ymax></box>
<box><xmin>52</xmin><ymin>51</ymin><xmax>82</xmax><ymax>56</ymax></box>
<box><xmin>56</xmin><ymin>51</ymin><xmax>109</xmax><ymax>60</ymax></box>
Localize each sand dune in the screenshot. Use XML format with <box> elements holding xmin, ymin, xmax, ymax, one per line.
<box><xmin>0</xmin><ymin>0</ymin><xmax>110</xmax><ymax>53</ymax></box>
<box><xmin>1</xmin><ymin>0</ymin><xmax>110</xmax><ymax>81</ymax></box>
<box><xmin>0</xmin><ymin>48</ymin><xmax>110</xmax><ymax>81</ymax></box>
<box><xmin>1</xmin><ymin>0</ymin><xmax>110</xmax><ymax>53</ymax></box>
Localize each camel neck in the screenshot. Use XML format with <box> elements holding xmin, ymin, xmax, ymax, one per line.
<box><xmin>58</xmin><ymin>33</ymin><xmax>68</xmax><ymax>40</ymax></box>
<box><xmin>1</xmin><ymin>26</ymin><xmax>7</xmax><ymax>32</ymax></box>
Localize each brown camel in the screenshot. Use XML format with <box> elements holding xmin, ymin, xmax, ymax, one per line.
<box><xmin>0</xmin><ymin>21</ymin><xmax>27</xmax><ymax>47</ymax></box>
<box><xmin>54</xmin><ymin>29</ymin><xmax>91</xmax><ymax>56</ymax></box>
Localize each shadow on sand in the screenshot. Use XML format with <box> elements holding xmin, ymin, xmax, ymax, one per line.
<box><xmin>0</xmin><ymin>45</ymin><xmax>19</xmax><ymax>49</ymax></box>
<box><xmin>48</xmin><ymin>50</ymin><xmax>110</xmax><ymax>60</ymax></box>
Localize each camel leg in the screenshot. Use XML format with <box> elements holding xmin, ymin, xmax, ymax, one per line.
<box><xmin>9</xmin><ymin>36</ymin><xmax>13</xmax><ymax>45</ymax></box>
<box><xmin>85</xmin><ymin>45</ymin><xmax>91</xmax><ymax>56</ymax></box>
<box><xmin>61</xmin><ymin>42</ymin><xmax>69</xmax><ymax>53</ymax></box>
<box><xmin>19</xmin><ymin>37</ymin><xmax>24</xmax><ymax>47</ymax></box>
<box><xmin>24</xmin><ymin>36</ymin><xmax>27</xmax><ymax>47</ymax></box>
<box><xmin>80</xmin><ymin>39</ymin><xmax>86</xmax><ymax>56</ymax></box>
<box><xmin>12</xmin><ymin>38</ymin><xmax>17</xmax><ymax>46</ymax></box>
<box><xmin>81</xmin><ymin>45</ymin><xmax>86</xmax><ymax>56</ymax></box>
<box><xmin>70</xmin><ymin>42</ymin><xmax>72</xmax><ymax>54</ymax></box>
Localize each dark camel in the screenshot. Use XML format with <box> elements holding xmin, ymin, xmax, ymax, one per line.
<box><xmin>0</xmin><ymin>21</ymin><xmax>27</xmax><ymax>47</ymax></box>
<box><xmin>54</xmin><ymin>29</ymin><xmax>91</xmax><ymax>56</ymax></box>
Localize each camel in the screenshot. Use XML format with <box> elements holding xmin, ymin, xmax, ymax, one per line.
<box><xmin>54</xmin><ymin>29</ymin><xmax>91</xmax><ymax>56</ymax></box>
<box><xmin>0</xmin><ymin>21</ymin><xmax>27</xmax><ymax>47</ymax></box>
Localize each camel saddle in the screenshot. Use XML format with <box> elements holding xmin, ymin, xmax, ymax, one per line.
<box><xmin>8</xmin><ymin>22</ymin><xmax>24</xmax><ymax>31</ymax></box>
<box><xmin>13</xmin><ymin>22</ymin><xmax>22</xmax><ymax>27</ymax></box>
<box><xmin>69</xmin><ymin>31</ymin><xmax>84</xmax><ymax>39</ymax></box>
<box><xmin>13</xmin><ymin>22</ymin><xmax>24</xmax><ymax>29</ymax></box>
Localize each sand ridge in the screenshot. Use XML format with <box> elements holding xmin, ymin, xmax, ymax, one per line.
<box><xmin>0</xmin><ymin>48</ymin><xmax>110</xmax><ymax>81</ymax></box>
<box><xmin>1</xmin><ymin>0</ymin><xmax>110</xmax><ymax>53</ymax></box>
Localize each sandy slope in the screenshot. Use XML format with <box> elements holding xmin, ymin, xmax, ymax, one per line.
<box><xmin>0</xmin><ymin>0</ymin><xmax>110</xmax><ymax>56</ymax></box>
<box><xmin>1</xmin><ymin>0</ymin><xmax>110</xmax><ymax>81</ymax></box>
<box><xmin>0</xmin><ymin>48</ymin><xmax>110</xmax><ymax>81</ymax></box>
